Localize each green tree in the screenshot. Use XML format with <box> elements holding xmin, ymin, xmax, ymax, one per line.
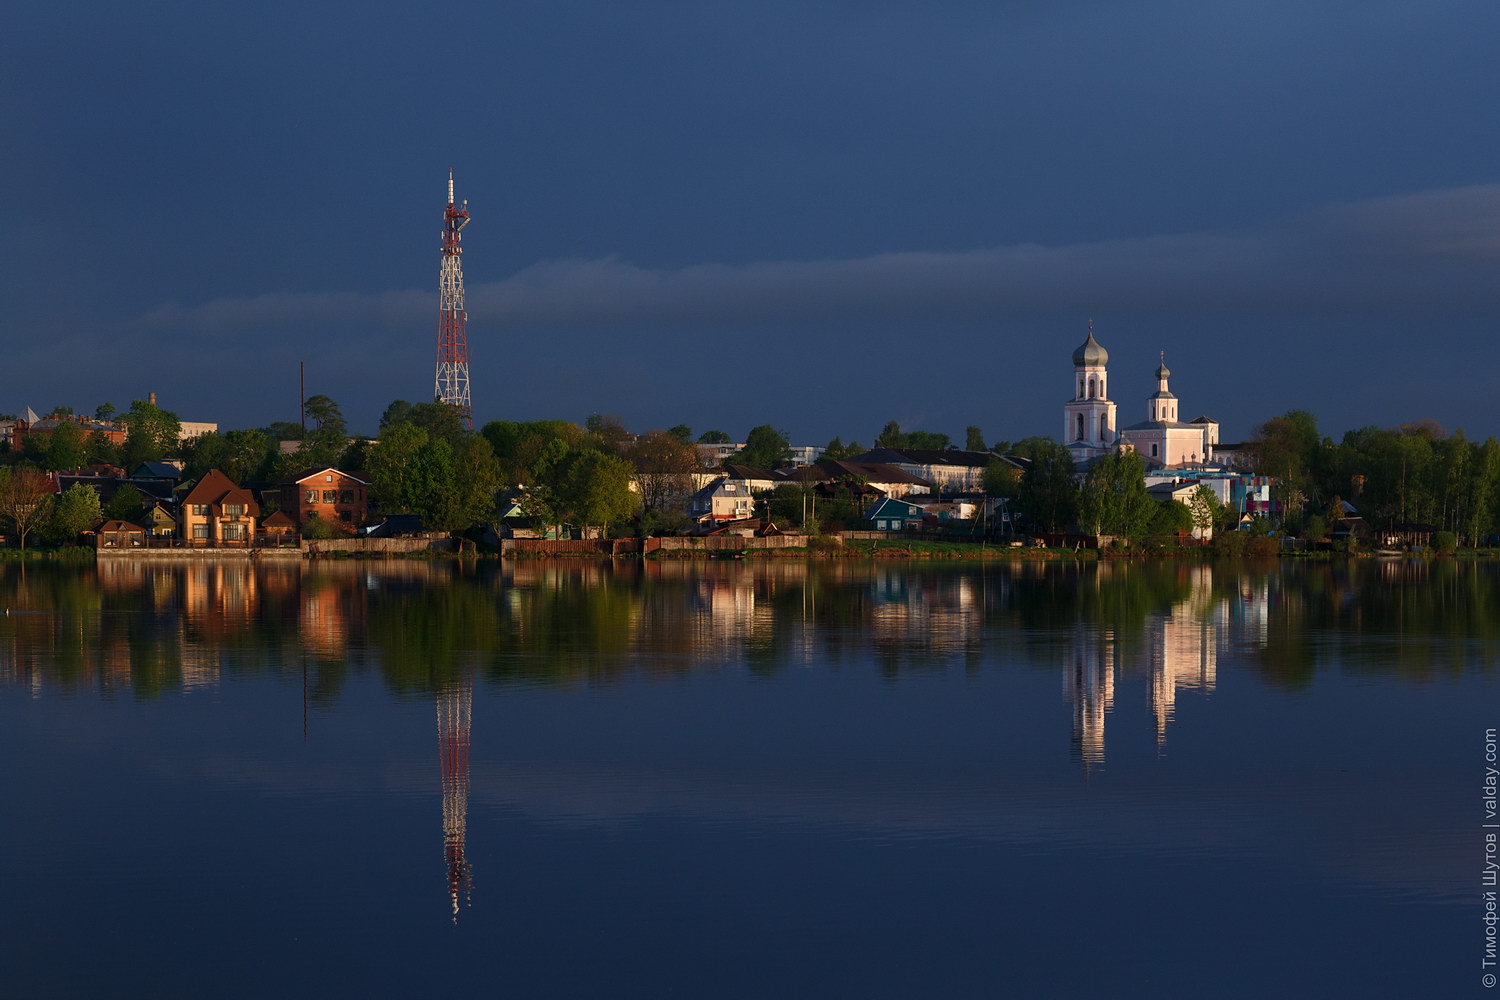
<box><xmin>299</xmin><ymin>394</ymin><xmax>348</xmax><ymax>467</ymax></box>
<box><xmin>1252</xmin><ymin>410</ymin><xmax>1323</xmax><ymax>520</ymax></box>
<box><xmin>264</xmin><ymin>420</ymin><xmax>304</xmax><ymax>443</ymax></box>
<box><xmin>1077</xmin><ymin>451</ymin><xmax>1154</xmax><ymax>539</ymax></box>
<box><xmin>698</xmin><ymin>429</ymin><xmax>731</xmax><ymax>444</ymax></box>
<box><xmin>965</xmin><ymin>426</ymin><xmax>986</xmax><ymax>452</ymax></box>
<box><xmin>904</xmin><ymin>430</ymin><xmax>951</xmax><ymax>450</ymax></box>
<box><xmin>451</xmin><ymin>435</ymin><xmax>503</xmax><ymax>530</ymax></box>
<box><xmin>558</xmin><ymin>450</ymin><xmax>638</xmax><ymax>535</ymax></box>
<box><xmin>401</xmin><ymin>402</ymin><xmax>466</xmax><ymax>446</ymax></box>
<box><xmin>223</xmin><ymin>428</ymin><xmax>274</xmax><ymax>483</ymax></box>
<box><xmin>1147</xmin><ymin>499</ymin><xmax>1193</xmax><ymax>537</ymax></box>
<box><xmin>121</xmin><ymin>399</ymin><xmax>182</xmax><ymax>468</ymax></box>
<box><xmin>84</xmin><ymin>430</ymin><xmax>123</xmax><ymax>468</ymax></box>
<box><xmin>1188</xmin><ymin>484</ymin><xmax>1224</xmax><ymax>539</ymax></box>
<box><xmin>735</xmin><ymin>425</ymin><xmax>791</xmax><ymax>470</ymax></box>
<box><xmin>366</xmin><ymin>423</ymin><xmax>430</xmax><ymax>510</ymax></box>
<box><xmin>481</xmin><ymin>419</ymin><xmax>589</xmax><ymax>486</ymax></box>
<box><xmin>50</xmin><ymin>483</ymin><xmax>102</xmax><ymax>542</ymax></box>
<box><xmin>667</xmin><ymin>424</ymin><xmax>693</xmax><ymax>444</ymax></box>
<box><xmin>1016</xmin><ymin>439</ymin><xmax>1078</xmax><ymax>533</ymax></box>
<box><xmin>584</xmin><ymin>414</ymin><xmax>632</xmax><ymax>454</ymax></box>
<box><xmin>1465</xmin><ymin>438</ymin><xmax>1500</xmax><ymax>546</ymax></box>
<box><xmin>103</xmin><ymin>484</ymin><xmax>145</xmax><ymax>521</ymax></box>
<box><xmin>379</xmin><ymin>399</ymin><xmax>416</xmax><ymax>431</ymax></box>
<box><xmin>983</xmin><ymin>459</ymin><xmax>1021</xmax><ymax>498</ymax></box>
<box><xmin>182</xmin><ymin>431</ymin><xmax>232</xmax><ymax>482</ymax></box>
<box><xmin>408</xmin><ymin>438</ymin><xmax>461</xmax><ymax>531</ymax></box>
<box><xmin>45</xmin><ymin>421</ymin><xmax>88</xmax><ymax>471</ymax></box>
<box><xmin>94</xmin><ymin>402</ymin><xmax>117</xmax><ymax>422</ymax></box>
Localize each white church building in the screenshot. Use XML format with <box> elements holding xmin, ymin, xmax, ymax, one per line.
<box><xmin>1063</xmin><ymin>325</ymin><xmax>1218</xmax><ymax>470</ymax></box>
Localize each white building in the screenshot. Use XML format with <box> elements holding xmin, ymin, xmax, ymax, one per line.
<box><xmin>1063</xmin><ymin>327</ymin><xmax>1217</xmax><ymax>470</ymax></box>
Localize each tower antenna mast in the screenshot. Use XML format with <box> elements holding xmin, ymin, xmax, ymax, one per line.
<box><xmin>435</xmin><ymin>168</ymin><xmax>473</xmax><ymax>428</ymax></box>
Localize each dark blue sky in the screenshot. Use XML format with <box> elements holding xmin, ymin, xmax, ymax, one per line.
<box><xmin>6</xmin><ymin>1</ymin><xmax>1499</xmax><ymax>443</ymax></box>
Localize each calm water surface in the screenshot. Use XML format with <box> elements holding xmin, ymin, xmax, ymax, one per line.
<box><xmin>1</xmin><ymin>558</ymin><xmax>1493</xmax><ymax>998</ymax></box>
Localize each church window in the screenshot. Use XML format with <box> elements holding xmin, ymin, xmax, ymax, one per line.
<box><xmin>1099</xmin><ymin>414</ymin><xmax>1109</xmax><ymax>440</ymax></box>
<box><xmin>1075</xmin><ymin>414</ymin><xmax>1085</xmax><ymax>441</ymax></box>
<box><xmin>1151</xmin><ymin>444</ymin><xmax>1159</xmax><ymax>457</ymax></box>
<box><xmin>1088</xmin><ymin>377</ymin><xmax>1096</xmax><ymax>399</ymax></box>
<box><xmin>1079</xmin><ymin>379</ymin><xmax>1085</xmax><ymax>398</ymax></box>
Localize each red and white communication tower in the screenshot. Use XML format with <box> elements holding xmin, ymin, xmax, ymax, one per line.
<box><xmin>435</xmin><ymin>169</ymin><xmax>473</xmax><ymax>428</ymax></box>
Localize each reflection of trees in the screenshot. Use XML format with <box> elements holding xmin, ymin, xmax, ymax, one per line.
<box><xmin>4</xmin><ymin>559</ymin><xmax>1498</xmax><ymax>703</ymax></box>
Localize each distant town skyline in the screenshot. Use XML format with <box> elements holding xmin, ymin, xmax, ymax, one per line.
<box><xmin>7</xmin><ymin>2</ymin><xmax>1499</xmax><ymax>442</ymax></box>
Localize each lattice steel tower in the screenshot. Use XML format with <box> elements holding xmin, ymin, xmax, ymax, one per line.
<box><xmin>435</xmin><ymin>169</ymin><xmax>473</xmax><ymax>428</ymax></box>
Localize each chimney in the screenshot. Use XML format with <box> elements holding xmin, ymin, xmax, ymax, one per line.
<box><xmin>149</xmin><ymin>392</ymin><xmax>157</xmax><ymax>407</ymax></box>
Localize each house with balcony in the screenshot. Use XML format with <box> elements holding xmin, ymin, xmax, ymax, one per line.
<box><xmin>687</xmin><ymin>478</ymin><xmax>759</xmax><ymax>525</ymax></box>
<box><xmin>178</xmin><ymin>470</ymin><xmax>260</xmax><ymax>546</ymax></box>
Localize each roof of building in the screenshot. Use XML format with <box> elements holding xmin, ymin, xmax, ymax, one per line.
<box><xmin>865</xmin><ymin>496</ymin><xmax>925</xmax><ymax>518</ymax></box>
<box><xmin>1190</xmin><ymin>415</ymin><xmax>1217</xmax><ymax>424</ymax></box>
<box><xmin>182</xmin><ymin>469</ymin><xmax>258</xmax><ymax>510</ymax></box>
<box><xmin>361</xmin><ymin>513</ymin><xmax>429</xmax><ymax>537</ymax></box>
<box><xmin>1072</xmin><ymin>329</ymin><xmax>1109</xmax><ymax>367</ymax></box>
<box><xmin>851</xmin><ymin>447</ymin><xmax>997</xmax><ymax>469</ymax></box>
<box><xmin>94</xmin><ymin>519</ymin><xmax>145</xmax><ymax>533</ymax></box>
<box><xmin>285</xmin><ymin>467</ymin><xmax>370</xmax><ymax>486</ymax></box>
<box><xmin>781</xmin><ymin>458</ymin><xmax>932</xmax><ymax>487</ymax></box>
<box><xmin>720</xmin><ymin>464</ymin><xmax>779</xmax><ymax>482</ymax></box>
<box><xmin>132</xmin><ymin>461</ymin><xmax>183</xmax><ymax>480</ymax></box>
<box><xmin>261</xmin><ymin>510</ymin><xmax>299</xmax><ymax>529</ymax></box>
<box><xmin>1120</xmin><ymin>419</ymin><xmax>1212</xmax><ymax>432</ymax></box>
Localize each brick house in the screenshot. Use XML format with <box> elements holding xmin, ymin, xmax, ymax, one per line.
<box><xmin>279</xmin><ymin>468</ymin><xmax>370</xmax><ymax>529</ymax></box>
<box><xmin>179</xmin><ymin>469</ymin><xmax>261</xmax><ymax>546</ymax></box>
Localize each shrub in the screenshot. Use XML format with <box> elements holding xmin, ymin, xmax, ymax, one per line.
<box><xmin>1213</xmin><ymin>531</ymin><xmax>1247</xmax><ymax>557</ymax></box>
<box><xmin>1434</xmin><ymin>530</ymin><xmax>1458</xmax><ymax>554</ymax></box>
<box><xmin>1246</xmin><ymin>534</ymin><xmax>1281</xmax><ymax>558</ymax></box>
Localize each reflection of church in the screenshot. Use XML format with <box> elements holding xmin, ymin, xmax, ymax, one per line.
<box><xmin>1064</xmin><ymin>324</ymin><xmax>1219</xmax><ymax>470</ymax></box>
<box><xmin>1063</xmin><ymin>567</ymin><xmax>1223</xmax><ymax>765</ymax></box>
<box><xmin>1147</xmin><ymin>570</ymin><xmax>1221</xmax><ymax>743</ymax></box>
<box><xmin>1066</xmin><ymin>627</ymin><xmax>1115</xmax><ymax>766</ymax></box>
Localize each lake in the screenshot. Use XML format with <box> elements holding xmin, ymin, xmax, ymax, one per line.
<box><xmin>1</xmin><ymin>557</ymin><xmax>1492</xmax><ymax>998</ymax></box>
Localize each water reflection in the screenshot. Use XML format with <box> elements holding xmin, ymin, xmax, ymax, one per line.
<box><xmin>437</xmin><ymin>675</ymin><xmax>474</xmax><ymax>922</ymax></box>
<box><xmin>3</xmin><ymin>557</ymin><xmax>1495</xmax><ymax>702</ymax></box>
<box><xmin>1</xmin><ymin>557</ymin><xmax>1492</xmax><ymax>933</ymax></box>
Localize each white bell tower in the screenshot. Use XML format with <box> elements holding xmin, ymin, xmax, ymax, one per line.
<box><xmin>1064</xmin><ymin>321</ymin><xmax>1118</xmax><ymax>465</ymax></box>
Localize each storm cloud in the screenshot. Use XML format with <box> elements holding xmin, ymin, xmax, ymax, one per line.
<box><xmin>136</xmin><ymin>184</ymin><xmax>1500</xmax><ymax>337</ymax></box>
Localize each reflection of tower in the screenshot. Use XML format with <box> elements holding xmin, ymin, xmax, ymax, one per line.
<box><xmin>1149</xmin><ymin>568</ymin><xmax>1221</xmax><ymax>744</ymax></box>
<box><xmin>1066</xmin><ymin>627</ymin><xmax>1115</xmax><ymax>767</ymax></box>
<box><xmin>437</xmin><ymin>675</ymin><xmax>474</xmax><ymax>921</ymax></box>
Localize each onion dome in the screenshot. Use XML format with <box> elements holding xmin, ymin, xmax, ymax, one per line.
<box><xmin>1072</xmin><ymin>329</ymin><xmax>1108</xmax><ymax>367</ymax></box>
